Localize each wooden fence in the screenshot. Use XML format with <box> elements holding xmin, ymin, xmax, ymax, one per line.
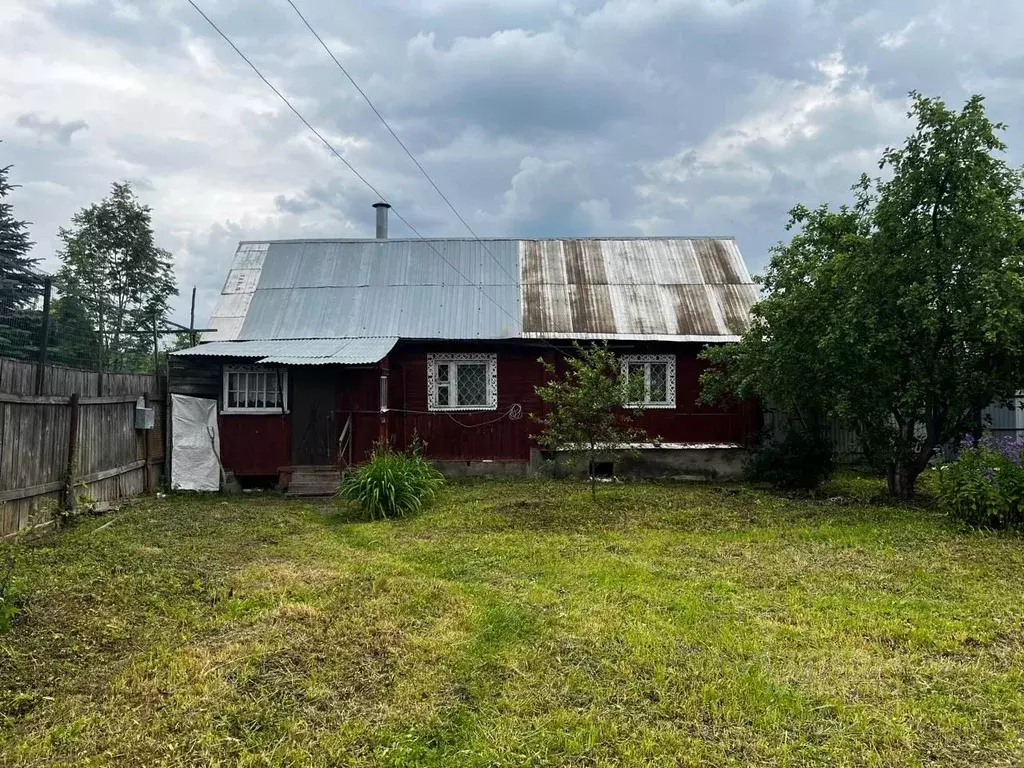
<box><xmin>0</xmin><ymin>357</ymin><xmax>164</xmax><ymax>536</ymax></box>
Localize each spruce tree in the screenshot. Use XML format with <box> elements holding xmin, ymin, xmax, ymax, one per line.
<box><xmin>0</xmin><ymin>158</ymin><xmax>40</xmax><ymax>360</ymax></box>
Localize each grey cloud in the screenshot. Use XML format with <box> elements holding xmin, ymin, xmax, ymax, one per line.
<box><xmin>490</xmin><ymin>156</ymin><xmax>635</xmax><ymax>236</ymax></box>
<box><xmin>274</xmin><ymin>194</ymin><xmax>321</xmax><ymax>215</ymax></box>
<box><xmin>10</xmin><ymin>0</ymin><xmax>1024</xmax><ymax>326</ymax></box>
<box><xmin>15</xmin><ymin>114</ymin><xmax>88</xmax><ymax>145</ymax></box>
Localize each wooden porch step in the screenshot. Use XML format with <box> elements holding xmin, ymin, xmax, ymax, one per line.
<box><xmin>285</xmin><ymin>466</ymin><xmax>342</xmax><ymax>498</ymax></box>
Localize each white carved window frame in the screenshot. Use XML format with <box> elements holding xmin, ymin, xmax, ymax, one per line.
<box><xmin>427</xmin><ymin>353</ymin><xmax>498</xmax><ymax>411</ymax></box>
<box><xmin>222</xmin><ymin>364</ymin><xmax>289</xmax><ymax>415</ymax></box>
<box><xmin>621</xmin><ymin>355</ymin><xmax>676</xmax><ymax>409</ymax></box>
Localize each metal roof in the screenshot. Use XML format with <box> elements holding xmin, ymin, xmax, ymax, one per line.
<box><xmin>171</xmin><ymin>337</ymin><xmax>398</xmax><ymax>365</ymax></box>
<box><xmin>519</xmin><ymin>239</ymin><xmax>755</xmax><ymax>341</ymax></box>
<box><xmin>195</xmin><ymin>236</ymin><xmax>755</xmax><ymax>350</ymax></box>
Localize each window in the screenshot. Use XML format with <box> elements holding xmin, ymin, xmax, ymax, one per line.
<box><xmin>427</xmin><ymin>353</ymin><xmax>498</xmax><ymax>411</ymax></box>
<box><xmin>621</xmin><ymin>355</ymin><xmax>676</xmax><ymax>408</ymax></box>
<box><xmin>222</xmin><ymin>365</ymin><xmax>288</xmax><ymax>414</ymax></box>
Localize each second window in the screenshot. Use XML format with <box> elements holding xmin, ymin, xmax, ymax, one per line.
<box><xmin>622</xmin><ymin>355</ymin><xmax>676</xmax><ymax>408</ymax></box>
<box><xmin>428</xmin><ymin>353</ymin><xmax>498</xmax><ymax>411</ymax></box>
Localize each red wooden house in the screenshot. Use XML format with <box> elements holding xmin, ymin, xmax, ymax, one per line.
<box><xmin>170</xmin><ymin>204</ymin><xmax>759</xmax><ymax>489</ymax></box>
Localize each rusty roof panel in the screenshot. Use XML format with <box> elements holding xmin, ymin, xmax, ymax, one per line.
<box><xmin>518</xmin><ymin>238</ymin><xmax>754</xmax><ymax>340</ymax></box>
<box><xmin>713</xmin><ymin>283</ymin><xmax>759</xmax><ymax>335</ymax></box>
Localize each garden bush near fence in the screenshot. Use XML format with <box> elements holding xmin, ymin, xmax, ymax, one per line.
<box><xmin>744</xmin><ymin>429</ymin><xmax>836</xmax><ymax>490</ymax></box>
<box><xmin>938</xmin><ymin>435</ymin><xmax>1024</xmax><ymax>529</ymax></box>
<box><xmin>338</xmin><ymin>444</ymin><xmax>444</xmax><ymax>520</ymax></box>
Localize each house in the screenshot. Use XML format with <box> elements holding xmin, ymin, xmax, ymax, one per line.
<box><xmin>170</xmin><ymin>203</ymin><xmax>759</xmax><ymax>489</ymax></box>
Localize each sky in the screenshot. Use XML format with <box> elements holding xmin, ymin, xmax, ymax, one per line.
<box><xmin>2</xmin><ymin>0</ymin><xmax>1023</xmax><ymax>325</ymax></box>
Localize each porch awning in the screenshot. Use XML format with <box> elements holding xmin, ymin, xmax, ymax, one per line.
<box><xmin>171</xmin><ymin>337</ymin><xmax>398</xmax><ymax>365</ymax></box>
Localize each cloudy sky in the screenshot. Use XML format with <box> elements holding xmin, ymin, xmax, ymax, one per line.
<box><xmin>2</xmin><ymin>0</ymin><xmax>1022</xmax><ymax>324</ymax></box>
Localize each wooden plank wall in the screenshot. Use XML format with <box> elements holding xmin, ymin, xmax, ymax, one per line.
<box><xmin>0</xmin><ymin>356</ymin><xmax>165</xmax><ymax>536</ymax></box>
<box><xmin>169</xmin><ymin>356</ymin><xmax>221</xmax><ymax>399</ymax></box>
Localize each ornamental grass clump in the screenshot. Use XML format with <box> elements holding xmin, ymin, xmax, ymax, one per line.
<box><xmin>938</xmin><ymin>435</ymin><xmax>1024</xmax><ymax>529</ymax></box>
<box><xmin>339</xmin><ymin>444</ymin><xmax>444</xmax><ymax>520</ymax></box>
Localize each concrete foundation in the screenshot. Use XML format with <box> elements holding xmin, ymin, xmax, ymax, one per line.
<box><xmin>531</xmin><ymin>446</ymin><xmax>747</xmax><ymax>481</ymax></box>
<box><xmin>432</xmin><ymin>460</ymin><xmax>530</xmax><ymax>478</ymax></box>
<box><xmin>429</xmin><ymin>446</ymin><xmax>748</xmax><ymax>481</ymax></box>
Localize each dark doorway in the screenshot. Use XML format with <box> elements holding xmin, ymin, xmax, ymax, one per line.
<box><xmin>291</xmin><ymin>368</ymin><xmax>337</xmax><ymax>465</ymax></box>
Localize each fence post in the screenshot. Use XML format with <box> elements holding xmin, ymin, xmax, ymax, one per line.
<box><xmin>64</xmin><ymin>392</ymin><xmax>81</xmax><ymax>513</ymax></box>
<box><xmin>164</xmin><ymin>377</ymin><xmax>172</xmax><ymax>491</ymax></box>
<box><xmin>143</xmin><ymin>390</ymin><xmax>152</xmax><ymax>494</ymax></box>
<box><xmin>35</xmin><ymin>277</ymin><xmax>52</xmax><ymax>395</ymax></box>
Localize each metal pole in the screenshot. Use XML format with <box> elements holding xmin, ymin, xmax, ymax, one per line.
<box><xmin>35</xmin><ymin>277</ymin><xmax>52</xmax><ymax>395</ymax></box>
<box><xmin>97</xmin><ymin>302</ymin><xmax>105</xmax><ymax>396</ymax></box>
<box><xmin>152</xmin><ymin>311</ymin><xmax>159</xmax><ymax>378</ymax></box>
<box><xmin>379</xmin><ymin>356</ymin><xmax>389</xmax><ymax>445</ymax></box>
<box><xmin>189</xmin><ymin>286</ymin><xmax>197</xmax><ymax>347</ymax></box>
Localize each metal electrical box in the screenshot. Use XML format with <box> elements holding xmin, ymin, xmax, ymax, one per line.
<box><xmin>135</xmin><ymin>405</ymin><xmax>155</xmax><ymax>430</ymax></box>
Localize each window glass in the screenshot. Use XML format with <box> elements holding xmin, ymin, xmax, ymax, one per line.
<box><xmin>456</xmin><ymin>363</ymin><xmax>487</xmax><ymax>406</ymax></box>
<box><xmin>247</xmin><ymin>373</ymin><xmax>260</xmax><ymax>408</ymax></box>
<box><xmin>622</xmin><ymin>356</ymin><xmax>675</xmax><ymax>408</ymax></box>
<box><xmin>224</xmin><ymin>368</ymin><xmax>285</xmax><ymax>412</ymax></box>
<box><xmin>649</xmin><ymin>363</ymin><xmax>668</xmax><ymax>403</ymax></box>
<box><xmin>428</xmin><ymin>355</ymin><xmax>496</xmax><ymax>410</ymax></box>
<box><xmin>266</xmin><ymin>374</ymin><xmax>279</xmax><ymax>408</ymax></box>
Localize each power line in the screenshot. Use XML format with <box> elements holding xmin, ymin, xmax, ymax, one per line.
<box><xmin>184</xmin><ymin>0</ymin><xmax>525</xmax><ymax>335</ymax></box>
<box><xmin>281</xmin><ymin>0</ymin><xmax>519</xmax><ymax>287</ymax></box>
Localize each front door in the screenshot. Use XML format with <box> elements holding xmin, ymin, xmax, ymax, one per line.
<box><xmin>291</xmin><ymin>368</ymin><xmax>336</xmax><ymax>465</ymax></box>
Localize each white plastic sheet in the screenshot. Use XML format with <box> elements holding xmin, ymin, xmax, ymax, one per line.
<box><xmin>170</xmin><ymin>394</ymin><xmax>221</xmax><ymax>491</ymax></box>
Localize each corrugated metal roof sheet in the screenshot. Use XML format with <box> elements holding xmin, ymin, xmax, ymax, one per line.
<box><xmin>171</xmin><ymin>337</ymin><xmax>398</xmax><ymax>365</ymax></box>
<box><xmin>519</xmin><ymin>239</ymin><xmax>755</xmax><ymax>341</ymax></box>
<box><xmin>196</xmin><ymin>236</ymin><xmax>755</xmax><ymax>346</ymax></box>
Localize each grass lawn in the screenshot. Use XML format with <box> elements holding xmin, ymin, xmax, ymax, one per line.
<box><xmin>2</xmin><ymin>477</ymin><xmax>1024</xmax><ymax>766</ymax></box>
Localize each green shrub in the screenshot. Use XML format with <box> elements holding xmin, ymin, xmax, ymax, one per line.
<box><xmin>745</xmin><ymin>429</ymin><xmax>836</xmax><ymax>490</ymax></box>
<box><xmin>339</xmin><ymin>445</ymin><xmax>444</xmax><ymax>520</ymax></box>
<box><xmin>938</xmin><ymin>435</ymin><xmax>1024</xmax><ymax>529</ymax></box>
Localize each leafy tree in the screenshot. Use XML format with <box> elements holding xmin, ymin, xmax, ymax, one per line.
<box><xmin>0</xmin><ymin>156</ymin><xmax>41</xmax><ymax>360</ymax></box>
<box><xmin>702</xmin><ymin>93</ymin><xmax>1024</xmax><ymax>498</ymax></box>
<box><xmin>156</xmin><ymin>331</ymin><xmax>199</xmax><ymax>374</ymax></box>
<box><xmin>533</xmin><ymin>343</ymin><xmax>647</xmax><ymax>498</ymax></box>
<box><xmin>49</xmin><ymin>295</ymin><xmax>103</xmax><ymax>369</ymax></box>
<box><xmin>57</xmin><ymin>181</ymin><xmax>177</xmax><ymax>372</ymax></box>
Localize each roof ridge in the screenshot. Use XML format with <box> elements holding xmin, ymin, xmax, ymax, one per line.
<box><xmin>237</xmin><ymin>235</ymin><xmax>739</xmax><ymax>245</ymax></box>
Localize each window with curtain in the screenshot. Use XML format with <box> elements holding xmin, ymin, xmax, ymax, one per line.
<box><xmin>222</xmin><ymin>365</ymin><xmax>288</xmax><ymax>414</ymax></box>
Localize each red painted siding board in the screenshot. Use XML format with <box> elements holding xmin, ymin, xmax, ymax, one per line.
<box><xmin>390</xmin><ymin>347</ymin><xmax>540</xmax><ymax>461</ymax></box>
<box><xmin>220</xmin><ymin>414</ymin><xmax>291</xmax><ymax>476</ymax></box>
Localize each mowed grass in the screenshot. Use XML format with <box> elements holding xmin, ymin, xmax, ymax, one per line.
<box><xmin>2</xmin><ymin>477</ymin><xmax>1024</xmax><ymax>767</ymax></box>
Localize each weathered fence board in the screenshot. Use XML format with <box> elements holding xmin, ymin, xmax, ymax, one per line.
<box><xmin>0</xmin><ymin>356</ymin><xmax>165</xmax><ymax>536</ymax></box>
<box><xmin>0</xmin><ymin>357</ymin><xmax>161</xmax><ymax>398</ymax></box>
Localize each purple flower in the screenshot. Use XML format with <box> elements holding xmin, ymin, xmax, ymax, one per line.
<box><xmin>960</xmin><ymin>434</ymin><xmax>977</xmax><ymax>449</ymax></box>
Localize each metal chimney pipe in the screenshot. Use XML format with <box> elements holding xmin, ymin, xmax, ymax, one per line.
<box><xmin>373</xmin><ymin>202</ymin><xmax>390</xmax><ymax>239</ymax></box>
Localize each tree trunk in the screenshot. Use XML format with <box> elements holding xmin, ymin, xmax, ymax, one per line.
<box><xmin>886</xmin><ymin>463</ymin><xmax>917</xmax><ymax>500</ymax></box>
